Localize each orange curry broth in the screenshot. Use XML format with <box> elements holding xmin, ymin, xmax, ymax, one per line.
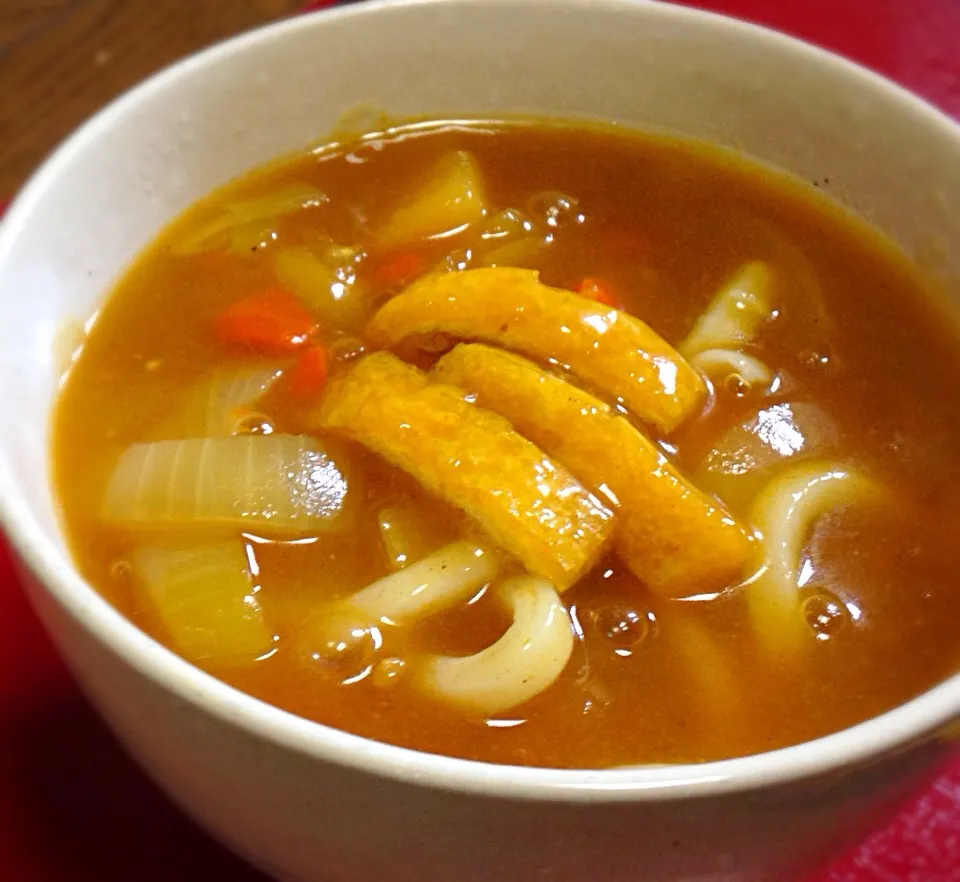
<box><xmin>52</xmin><ymin>121</ymin><xmax>960</xmax><ymax>768</ymax></box>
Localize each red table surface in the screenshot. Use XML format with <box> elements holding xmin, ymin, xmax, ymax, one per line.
<box><xmin>2</xmin><ymin>1</ymin><xmax>958</xmax><ymax>879</ymax></box>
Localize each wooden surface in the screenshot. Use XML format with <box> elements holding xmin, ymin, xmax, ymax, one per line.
<box><xmin>0</xmin><ymin>0</ymin><xmax>305</xmax><ymax>197</ymax></box>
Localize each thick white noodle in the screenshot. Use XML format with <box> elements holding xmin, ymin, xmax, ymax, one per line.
<box><xmin>690</xmin><ymin>347</ymin><xmax>773</xmax><ymax>392</ymax></box>
<box><xmin>749</xmin><ymin>461</ymin><xmax>875</xmax><ymax>655</ymax></box>
<box><xmin>680</xmin><ymin>261</ymin><xmax>774</xmax><ymax>357</ymax></box>
<box><xmin>344</xmin><ymin>540</ymin><xmax>499</xmax><ymax>626</ymax></box>
<box><xmin>418</xmin><ymin>576</ymin><xmax>575</xmax><ymax>715</ymax></box>
<box><xmin>307</xmin><ymin>541</ymin><xmax>500</xmax><ymax>661</ymax></box>
<box><xmin>667</xmin><ymin>608</ymin><xmax>742</xmax><ymax>729</ymax></box>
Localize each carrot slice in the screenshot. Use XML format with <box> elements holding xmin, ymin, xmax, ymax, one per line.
<box><xmin>314</xmin><ymin>352</ymin><xmax>613</xmax><ymax>589</ymax></box>
<box><xmin>214</xmin><ymin>290</ymin><xmax>317</xmax><ymax>354</ymax></box>
<box><xmin>365</xmin><ymin>267</ymin><xmax>704</xmax><ymax>433</ymax></box>
<box><xmin>577</xmin><ymin>276</ymin><xmax>621</xmax><ymax>309</ymax></box>
<box><xmin>286</xmin><ymin>344</ymin><xmax>329</xmax><ymax>398</ymax></box>
<box><xmin>433</xmin><ymin>343</ymin><xmax>756</xmax><ymax>597</ymax></box>
<box><xmin>372</xmin><ymin>251</ymin><xmax>427</xmax><ymax>289</ymax></box>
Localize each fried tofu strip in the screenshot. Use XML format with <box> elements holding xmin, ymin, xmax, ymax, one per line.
<box><xmin>365</xmin><ymin>267</ymin><xmax>704</xmax><ymax>434</ymax></box>
<box><xmin>314</xmin><ymin>352</ymin><xmax>613</xmax><ymax>589</ymax></box>
<box><xmin>433</xmin><ymin>344</ymin><xmax>755</xmax><ymax>597</ymax></box>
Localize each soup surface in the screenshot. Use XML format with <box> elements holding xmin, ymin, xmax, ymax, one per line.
<box><xmin>53</xmin><ymin>120</ymin><xmax>960</xmax><ymax>768</ymax></box>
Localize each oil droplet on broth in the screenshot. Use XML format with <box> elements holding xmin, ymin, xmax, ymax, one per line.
<box><xmin>442</xmin><ymin>248</ymin><xmax>473</xmax><ymax>272</ymax></box>
<box><xmin>802</xmin><ymin>591</ymin><xmax>850</xmax><ymax>641</ymax></box>
<box><xmin>724</xmin><ymin>374</ymin><xmax>749</xmax><ymax>397</ymax></box>
<box><xmin>589</xmin><ymin>604</ymin><xmax>651</xmax><ymax>651</ymax></box>
<box><xmin>372</xmin><ymin>657</ymin><xmax>405</xmax><ymax>689</ymax></box>
<box><xmin>299</xmin><ymin>612</ymin><xmax>377</xmax><ymax>680</ymax></box>
<box><xmin>527</xmin><ymin>191</ymin><xmax>585</xmax><ymax>229</ymax></box>
<box><xmin>233</xmin><ymin>411</ymin><xmax>275</xmax><ymax>436</ymax></box>
<box><xmin>109</xmin><ymin>559</ymin><xmax>132</xmax><ymax>581</ymax></box>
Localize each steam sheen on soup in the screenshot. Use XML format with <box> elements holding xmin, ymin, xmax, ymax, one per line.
<box><xmin>52</xmin><ymin>120</ymin><xmax>960</xmax><ymax>768</ymax></box>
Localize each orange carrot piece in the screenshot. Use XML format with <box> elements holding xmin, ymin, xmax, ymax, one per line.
<box><xmin>286</xmin><ymin>344</ymin><xmax>329</xmax><ymax>398</ymax></box>
<box><xmin>578</xmin><ymin>277</ymin><xmax>621</xmax><ymax>309</ymax></box>
<box><xmin>373</xmin><ymin>251</ymin><xmax>427</xmax><ymax>289</ymax></box>
<box><xmin>214</xmin><ymin>290</ymin><xmax>317</xmax><ymax>353</ymax></box>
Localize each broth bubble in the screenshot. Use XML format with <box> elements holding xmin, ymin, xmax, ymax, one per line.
<box><xmin>724</xmin><ymin>374</ymin><xmax>749</xmax><ymax>397</ymax></box>
<box><xmin>372</xmin><ymin>656</ymin><xmax>406</xmax><ymax>688</ymax></box>
<box><xmin>300</xmin><ymin>612</ymin><xmax>377</xmax><ymax>674</ymax></box>
<box><xmin>109</xmin><ymin>559</ymin><xmax>132</xmax><ymax>581</ymax></box>
<box><xmin>589</xmin><ymin>604</ymin><xmax>650</xmax><ymax>650</ymax></box>
<box><xmin>802</xmin><ymin>591</ymin><xmax>849</xmax><ymax>641</ymax></box>
<box><xmin>442</xmin><ymin>248</ymin><xmax>474</xmax><ymax>272</ymax></box>
<box><xmin>232</xmin><ymin>411</ymin><xmax>275</xmax><ymax>436</ymax></box>
<box><xmin>801</xmin><ymin>349</ymin><xmax>834</xmax><ymax>370</ymax></box>
<box><xmin>527</xmin><ymin>191</ymin><xmax>586</xmax><ymax>229</ymax></box>
<box><xmin>481</xmin><ymin>208</ymin><xmax>534</xmax><ymax>240</ymax></box>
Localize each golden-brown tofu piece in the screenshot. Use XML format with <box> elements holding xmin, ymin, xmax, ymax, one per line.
<box><xmin>364</xmin><ymin>267</ymin><xmax>704</xmax><ymax>433</ymax></box>
<box><xmin>433</xmin><ymin>344</ymin><xmax>756</xmax><ymax>597</ymax></box>
<box><xmin>314</xmin><ymin>352</ymin><xmax>613</xmax><ymax>589</ymax></box>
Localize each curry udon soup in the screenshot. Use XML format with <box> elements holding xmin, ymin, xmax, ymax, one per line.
<box><xmin>53</xmin><ymin>120</ymin><xmax>960</xmax><ymax>769</ymax></box>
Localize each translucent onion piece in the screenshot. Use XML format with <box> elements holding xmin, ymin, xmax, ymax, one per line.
<box><xmin>228</xmin><ymin>220</ymin><xmax>279</xmax><ymax>256</ymax></box>
<box><xmin>749</xmin><ymin>462</ymin><xmax>876</xmax><ymax>654</ymax></box>
<box><xmin>708</xmin><ymin>403</ymin><xmax>837</xmax><ymax>476</ymax></box>
<box><xmin>378</xmin><ymin>504</ymin><xmax>438</xmax><ymax>570</ymax></box>
<box><xmin>366</xmin><ymin>268</ymin><xmax>704</xmax><ymax>433</ymax></box>
<box><xmin>690</xmin><ymin>348</ymin><xmax>773</xmax><ymax>392</ymax></box>
<box><xmin>379</xmin><ymin>150</ymin><xmax>487</xmax><ymax>246</ymax></box>
<box><xmin>153</xmin><ymin>365</ymin><xmax>283</xmax><ymax>439</ymax></box>
<box><xmin>699</xmin><ymin>403</ymin><xmax>838</xmax><ymax>507</ymax></box>
<box><xmin>418</xmin><ymin>576</ymin><xmax>574</xmax><ymax>715</ymax></box>
<box><xmin>275</xmin><ymin>244</ymin><xmax>367</xmax><ymax>330</ymax></box>
<box><xmin>479</xmin><ymin>235</ymin><xmax>550</xmax><ymax>269</ymax></box>
<box><xmin>103</xmin><ymin>434</ymin><xmax>350</xmax><ymax>535</ymax></box>
<box><xmin>132</xmin><ymin>541</ymin><xmax>273</xmax><ymax>665</ymax></box>
<box><xmin>172</xmin><ymin>183</ymin><xmax>327</xmax><ymax>255</ymax></box>
<box><xmin>680</xmin><ymin>261</ymin><xmax>774</xmax><ymax>357</ymax></box>
<box><xmin>225</xmin><ymin>184</ymin><xmax>327</xmax><ymax>221</ymax></box>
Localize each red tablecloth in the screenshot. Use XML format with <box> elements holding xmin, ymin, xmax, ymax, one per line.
<box><xmin>1</xmin><ymin>1</ymin><xmax>957</xmax><ymax>879</ymax></box>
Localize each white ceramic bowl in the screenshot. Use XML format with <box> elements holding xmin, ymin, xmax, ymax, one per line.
<box><xmin>0</xmin><ymin>2</ymin><xmax>958</xmax><ymax>880</ymax></box>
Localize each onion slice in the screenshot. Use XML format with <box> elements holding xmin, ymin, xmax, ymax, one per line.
<box><xmin>132</xmin><ymin>541</ymin><xmax>273</xmax><ymax>665</ymax></box>
<box><xmin>102</xmin><ymin>434</ymin><xmax>351</xmax><ymax>536</ymax></box>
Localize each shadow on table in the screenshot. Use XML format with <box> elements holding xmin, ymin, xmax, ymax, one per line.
<box><xmin>0</xmin><ymin>691</ymin><xmax>268</xmax><ymax>882</ymax></box>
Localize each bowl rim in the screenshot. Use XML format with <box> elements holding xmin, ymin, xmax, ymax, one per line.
<box><xmin>0</xmin><ymin>0</ymin><xmax>958</xmax><ymax>804</ymax></box>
